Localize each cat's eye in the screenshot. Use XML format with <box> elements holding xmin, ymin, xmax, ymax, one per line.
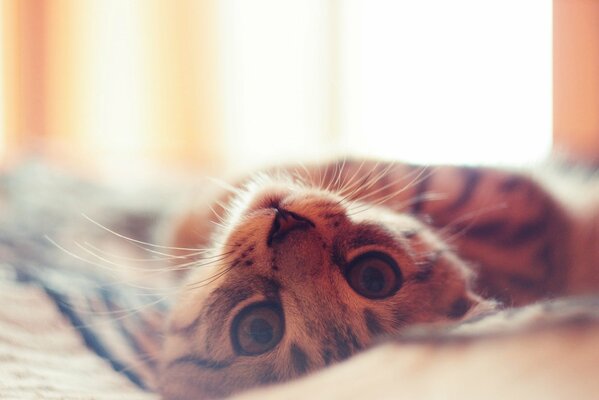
<box><xmin>231</xmin><ymin>302</ymin><xmax>284</xmax><ymax>356</ymax></box>
<box><xmin>345</xmin><ymin>252</ymin><xmax>402</xmax><ymax>299</ymax></box>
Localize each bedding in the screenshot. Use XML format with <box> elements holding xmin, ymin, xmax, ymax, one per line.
<box><xmin>0</xmin><ymin>161</ymin><xmax>165</xmax><ymax>397</ymax></box>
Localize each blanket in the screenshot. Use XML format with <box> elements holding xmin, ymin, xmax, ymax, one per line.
<box><xmin>0</xmin><ymin>161</ymin><xmax>169</xmax><ymax>397</ymax></box>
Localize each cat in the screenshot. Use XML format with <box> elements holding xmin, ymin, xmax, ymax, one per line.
<box><xmin>157</xmin><ymin>159</ymin><xmax>599</xmax><ymax>400</ymax></box>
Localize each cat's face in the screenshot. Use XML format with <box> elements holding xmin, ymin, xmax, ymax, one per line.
<box><xmin>159</xmin><ymin>176</ymin><xmax>492</xmax><ymax>399</ymax></box>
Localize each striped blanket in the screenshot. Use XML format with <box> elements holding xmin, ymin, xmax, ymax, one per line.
<box><xmin>0</xmin><ymin>161</ymin><xmax>171</xmax><ymax>398</ymax></box>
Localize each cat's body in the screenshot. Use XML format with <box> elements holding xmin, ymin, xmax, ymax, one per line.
<box><xmin>158</xmin><ymin>159</ymin><xmax>599</xmax><ymax>399</ymax></box>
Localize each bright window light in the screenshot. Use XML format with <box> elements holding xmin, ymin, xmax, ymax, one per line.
<box><xmin>220</xmin><ymin>0</ymin><xmax>334</xmax><ymax>169</ymax></box>
<box><xmin>339</xmin><ymin>0</ymin><xmax>552</xmax><ymax>166</ymax></box>
<box><xmin>81</xmin><ymin>1</ymin><xmax>150</xmax><ymax>177</ymax></box>
<box><xmin>0</xmin><ymin>3</ymin><xmax>4</xmax><ymax>159</ymax></box>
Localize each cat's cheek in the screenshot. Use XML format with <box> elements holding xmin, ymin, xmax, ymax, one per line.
<box><xmin>429</xmin><ymin>269</ymin><xmax>479</xmax><ymax>321</ymax></box>
<box><xmin>167</xmin><ymin>286</ymin><xmax>211</xmax><ymax>333</ymax></box>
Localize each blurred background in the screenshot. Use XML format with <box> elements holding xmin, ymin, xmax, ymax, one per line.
<box><xmin>0</xmin><ymin>0</ymin><xmax>597</xmax><ymax>183</ymax></box>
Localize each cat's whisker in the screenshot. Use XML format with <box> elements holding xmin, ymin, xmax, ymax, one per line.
<box><xmin>159</xmin><ymin>249</ymin><xmax>235</xmax><ymax>270</ymax></box>
<box><xmin>334</xmin><ymin>163</ymin><xmax>361</xmax><ymax>198</ymax></box>
<box><xmin>209</xmin><ymin>219</ymin><xmax>229</xmax><ymax>231</ymax></box>
<box><xmin>208</xmin><ymin>203</ymin><xmax>228</xmax><ymax>226</ymax></box>
<box><xmin>297</xmin><ymin>161</ymin><xmax>316</xmax><ymax>187</ymax></box>
<box><xmin>206</xmin><ymin>176</ymin><xmax>242</xmax><ymax>195</ymax></box>
<box><xmin>436</xmin><ymin>203</ymin><xmax>509</xmax><ymax>245</ymax></box>
<box><xmin>290</xmin><ymin>169</ymin><xmax>306</xmax><ymax>186</ymax></box>
<box><xmin>323</xmin><ymin>160</ymin><xmax>340</xmax><ymax>193</ymax></box>
<box><xmin>46</xmin><ymin>236</ymin><xmax>167</xmax><ymax>275</ymax></box>
<box><xmin>81</xmin><ymin>213</ymin><xmax>208</xmax><ymax>252</ymax></box>
<box><xmin>301</xmin><ymin>166</ymin><xmax>319</xmax><ymax>189</ymax></box>
<box><xmin>48</xmin><ymin>236</ymin><xmax>233</xmax><ymax>281</ymax></box>
<box><xmin>345</xmin><ymin>161</ymin><xmax>401</xmax><ymax>204</ymax></box>
<box><xmin>362</xmin><ymin>161</ymin><xmax>397</xmax><ymax>190</ymax></box>
<box><xmin>336</xmin><ymin>173</ymin><xmax>373</xmax><ymax>206</ymax></box>
<box><xmin>348</xmin><ymin>165</ymin><xmax>428</xmax><ymax>206</ymax></box>
<box><xmin>72</xmin><ymin>241</ymin><xmax>200</xmax><ymax>275</ymax></box>
<box><xmin>336</xmin><ymin>161</ymin><xmax>384</xmax><ymax>205</ymax></box>
<box><xmin>98</xmin><ymin>278</ymin><xmax>182</xmax><ymax>293</ymax></box>
<box><xmin>359</xmin><ymin>165</ymin><xmax>432</xmax><ymax>206</ymax></box>
<box><xmin>333</xmin><ymin>156</ymin><xmax>348</xmax><ymax>190</ymax></box>
<box><xmin>56</xmin><ymin>294</ymin><xmax>171</xmax><ymax>325</ymax></box>
<box><xmin>347</xmin><ymin>167</ymin><xmax>434</xmax><ymax>215</ymax></box>
<box><xmin>129</xmin><ymin>243</ymin><xmax>212</xmax><ymax>259</ymax></box>
<box><xmin>353</xmin><ymin>161</ymin><xmax>383</xmax><ymax>191</ymax></box>
<box><xmin>390</xmin><ymin>191</ymin><xmax>449</xmax><ymax>212</ymax></box>
<box><xmin>167</xmin><ymin>251</ymin><xmax>237</xmax><ymax>272</ymax></box>
<box><xmin>318</xmin><ymin>161</ymin><xmax>329</xmax><ymax>189</ymax></box>
<box><xmin>82</xmin><ymin>241</ymin><xmax>195</xmax><ymax>263</ymax></box>
<box><xmin>336</xmin><ymin>158</ymin><xmax>367</xmax><ymax>196</ymax></box>
<box><xmin>215</xmin><ymin>199</ymin><xmax>232</xmax><ymax>213</ymax></box>
<box><xmin>183</xmin><ymin>265</ymin><xmax>235</xmax><ymax>291</ymax></box>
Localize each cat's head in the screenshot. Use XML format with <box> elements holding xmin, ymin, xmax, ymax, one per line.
<box><xmin>159</xmin><ymin>173</ymin><xmax>494</xmax><ymax>399</ymax></box>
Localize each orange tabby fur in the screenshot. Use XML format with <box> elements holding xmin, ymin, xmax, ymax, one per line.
<box><xmin>158</xmin><ymin>159</ymin><xmax>598</xmax><ymax>399</ymax></box>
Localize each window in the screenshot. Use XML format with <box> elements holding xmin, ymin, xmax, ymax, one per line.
<box><xmin>0</xmin><ymin>1</ymin><xmax>571</xmax><ymax>177</ymax></box>
<box><xmin>221</xmin><ymin>0</ymin><xmax>552</xmax><ymax>168</ymax></box>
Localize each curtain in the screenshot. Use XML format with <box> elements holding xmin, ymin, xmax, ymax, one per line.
<box><xmin>3</xmin><ymin>1</ymin><xmax>591</xmax><ymax>177</ymax></box>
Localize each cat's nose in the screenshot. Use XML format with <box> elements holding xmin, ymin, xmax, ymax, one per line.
<box><xmin>267</xmin><ymin>208</ymin><xmax>314</xmax><ymax>246</ymax></box>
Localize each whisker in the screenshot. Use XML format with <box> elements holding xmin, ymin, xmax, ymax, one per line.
<box><xmin>166</xmin><ymin>251</ymin><xmax>236</xmax><ymax>272</ymax></box>
<box><xmin>436</xmin><ymin>203</ymin><xmax>508</xmax><ymax>245</ymax></box>
<box><xmin>345</xmin><ymin>161</ymin><xmax>400</xmax><ymax>203</ymax></box>
<box><xmin>208</xmin><ymin>204</ymin><xmax>228</xmax><ymax>226</ymax></box>
<box><xmin>297</xmin><ymin>161</ymin><xmax>315</xmax><ymax>187</ymax></box>
<box><xmin>57</xmin><ymin>295</ymin><xmax>171</xmax><ymax>323</ymax></box>
<box><xmin>348</xmin><ymin>164</ymin><xmax>426</xmax><ymax>206</ymax></box>
<box><xmin>335</xmin><ymin>161</ymin><xmax>383</xmax><ymax>205</ymax></box>
<box><xmin>183</xmin><ymin>262</ymin><xmax>239</xmax><ymax>291</ymax></box>
<box><xmin>82</xmin><ymin>242</ymin><xmax>194</xmax><ymax>263</ymax></box>
<box><xmin>209</xmin><ymin>219</ymin><xmax>229</xmax><ymax>231</ymax></box>
<box><xmin>336</xmin><ymin>158</ymin><xmax>366</xmax><ymax>196</ymax></box>
<box><xmin>127</xmin><ymin>243</ymin><xmax>211</xmax><ymax>259</ymax></box>
<box><xmin>323</xmin><ymin>160</ymin><xmax>340</xmax><ymax>193</ymax></box>
<box><xmin>46</xmin><ymin>236</ymin><xmax>234</xmax><ymax>281</ymax></box>
<box><xmin>318</xmin><ymin>160</ymin><xmax>329</xmax><ymax>189</ymax></box>
<box><xmin>389</xmin><ymin>191</ymin><xmax>450</xmax><ymax>212</ymax></box>
<box><xmin>72</xmin><ymin>240</ymin><xmax>198</xmax><ymax>275</ymax></box>
<box><xmin>361</xmin><ymin>161</ymin><xmax>395</xmax><ymax>191</ymax></box>
<box><xmin>206</xmin><ymin>176</ymin><xmax>242</xmax><ymax>195</ymax></box>
<box><xmin>333</xmin><ymin>157</ymin><xmax>348</xmax><ymax>190</ymax></box>
<box><xmin>81</xmin><ymin>213</ymin><xmax>207</xmax><ymax>252</ymax></box>
<box><xmin>347</xmin><ymin>166</ymin><xmax>434</xmax><ymax>215</ymax></box>
<box><xmin>97</xmin><ymin>279</ymin><xmax>182</xmax><ymax>294</ymax></box>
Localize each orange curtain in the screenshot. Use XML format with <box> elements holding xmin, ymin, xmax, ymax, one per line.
<box><xmin>1</xmin><ymin>0</ymin><xmax>47</xmax><ymax>163</ymax></box>
<box><xmin>554</xmin><ymin>0</ymin><xmax>599</xmax><ymax>164</ymax></box>
<box><xmin>1</xmin><ymin>0</ymin><xmax>223</xmax><ymax>176</ymax></box>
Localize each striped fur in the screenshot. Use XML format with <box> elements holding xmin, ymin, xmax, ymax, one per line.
<box><xmin>159</xmin><ymin>159</ymin><xmax>599</xmax><ymax>399</ymax></box>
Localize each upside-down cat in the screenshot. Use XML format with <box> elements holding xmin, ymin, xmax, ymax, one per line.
<box><xmin>158</xmin><ymin>159</ymin><xmax>599</xmax><ymax>399</ymax></box>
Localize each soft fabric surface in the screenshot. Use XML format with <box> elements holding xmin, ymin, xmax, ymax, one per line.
<box><xmin>0</xmin><ymin>161</ymin><xmax>172</xmax><ymax>397</ymax></box>
<box><xmin>234</xmin><ymin>308</ymin><xmax>599</xmax><ymax>400</ymax></box>
<box><xmin>0</xmin><ymin>281</ymin><xmax>158</xmax><ymax>399</ymax></box>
